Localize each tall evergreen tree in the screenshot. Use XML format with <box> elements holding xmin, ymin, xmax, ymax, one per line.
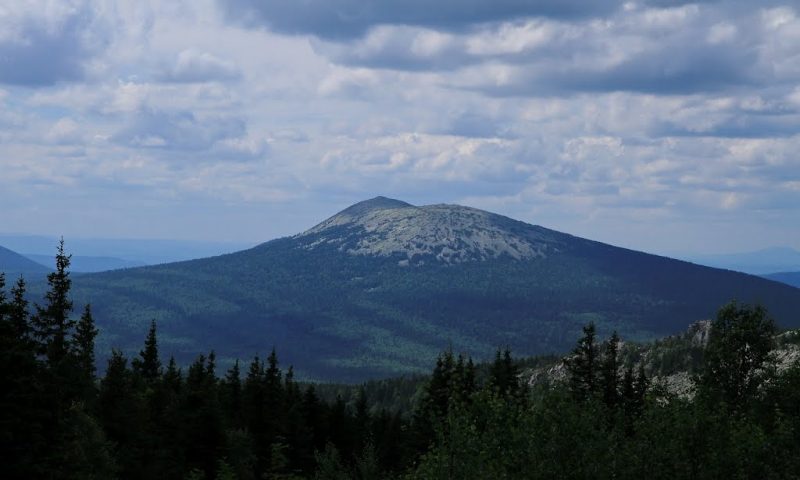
<box><xmin>0</xmin><ymin>273</ymin><xmax>43</xmax><ymax>478</ymax></box>
<box><xmin>98</xmin><ymin>349</ymin><xmax>147</xmax><ymax>479</ymax></box>
<box><xmin>489</xmin><ymin>348</ymin><xmax>521</xmax><ymax>400</ymax></box>
<box><xmin>73</xmin><ymin>304</ymin><xmax>99</xmax><ymax>398</ymax></box>
<box><xmin>697</xmin><ymin>302</ymin><xmax>776</xmax><ymax>413</ymax></box>
<box><xmin>8</xmin><ymin>276</ymin><xmax>30</xmax><ymax>343</ymax></box>
<box><xmin>600</xmin><ymin>331</ymin><xmax>621</xmax><ymax>410</ymax></box>
<box><xmin>223</xmin><ymin>359</ymin><xmax>243</xmax><ymax>429</ymax></box>
<box><xmin>565</xmin><ymin>322</ymin><xmax>599</xmax><ymax>401</ymax></box>
<box><xmin>133</xmin><ymin>319</ymin><xmax>161</xmax><ymax>382</ymax></box>
<box><xmin>32</xmin><ymin>238</ymin><xmax>74</xmax><ymax>365</ymax></box>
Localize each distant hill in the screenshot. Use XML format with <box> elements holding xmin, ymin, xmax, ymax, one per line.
<box><xmin>0</xmin><ymin>234</ymin><xmax>252</xmax><ymax>265</ymax></box>
<box><xmin>764</xmin><ymin>272</ymin><xmax>800</xmax><ymax>289</ymax></box>
<box><xmin>685</xmin><ymin>247</ymin><xmax>800</xmax><ymax>275</ymax></box>
<box><xmin>0</xmin><ymin>245</ymin><xmax>50</xmax><ymax>278</ymax></box>
<box><xmin>23</xmin><ymin>254</ymin><xmax>146</xmax><ymax>273</ymax></box>
<box><xmin>21</xmin><ymin>197</ymin><xmax>800</xmax><ymax>382</ymax></box>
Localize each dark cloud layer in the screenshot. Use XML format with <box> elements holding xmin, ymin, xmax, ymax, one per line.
<box><xmin>113</xmin><ymin>110</ymin><xmax>246</xmax><ymax>153</ymax></box>
<box><xmin>219</xmin><ymin>0</ymin><xmax>621</xmax><ymax>39</ymax></box>
<box><xmin>0</xmin><ymin>7</ymin><xmax>103</xmax><ymax>86</ymax></box>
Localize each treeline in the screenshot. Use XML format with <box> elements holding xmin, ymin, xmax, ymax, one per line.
<box><xmin>2</xmin><ymin>245</ymin><xmax>800</xmax><ymax>479</ymax></box>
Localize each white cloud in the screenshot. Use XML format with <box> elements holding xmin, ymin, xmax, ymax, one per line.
<box><xmin>0</xmin><ymin>0</ymin><xmax>798</xmax><ymax>252</ymax></box>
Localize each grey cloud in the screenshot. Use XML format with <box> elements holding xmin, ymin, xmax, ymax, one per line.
<box><xmin>113</xmin><ymin>110</ymin><xmax>246</xmax><ymax>153</ymax></box>
<box><xmin>219</xmin><ymin>0</ymin><xmax>621</xmax><ymax>40</ymax></box>
<box><xmin>555</xmin><ymin>44</ymin><xmax>755</xmax><ymax>94</ymax></box>
<box><xmin>158</xmin><ymin>50</ymin><xmax>242</xmax><ymax>83</ymax></box>
<box><xmin>653</xmin><ymin>113</ymin><xmax>800</xmax><ymax>138</ymax></box>
<box><xmin>438</xmin><ymin>112</ymin><xmax>518</xmax><ymax>139</ymax></box>
<box><xmin>0</xmin><ymin>7</ymin><xmax>105</xmax><ymax>86</ymax></box>
<box><xmin>311</xmin><ymin>3</ymin><xmax>780</xmax><ymax>98</ymax></box>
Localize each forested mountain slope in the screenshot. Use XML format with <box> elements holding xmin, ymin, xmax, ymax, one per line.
<box><xmin>36</xmin><ymin>197</ymin><xmax>800</xmax><ymax>381</ymax></box>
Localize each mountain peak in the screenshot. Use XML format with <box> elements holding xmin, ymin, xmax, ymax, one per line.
<box><xmin>296</xmin><ymin>198</ymin><xmax>563</xmax><ymax>264</ymax></box>
<box><xmin>337</xmin><ymin>196</ymin><xmax>414</xmax><ymax>217</ymax></box>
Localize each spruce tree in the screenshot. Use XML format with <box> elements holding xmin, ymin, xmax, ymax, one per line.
<box><xmin>600</xmin><ymin>331</ymin><xmax>620</xmax><ymax>410</ymax></box>
<box><xmin>565</xmin><ymin>322</ymin><xmax>599</xmax><ymax>401</ymax></box>
<box><xmin>72</xmin><ymin>304</ymin><xmax>99</xmax><ymax>404</ymax></box>
<box><xmin>133</xmin><ymin>319</ymin><xmax>161</xmax><ymax>382</ymax></box>
<box><xmin>32</xmin><ymin>238</ymin><xmax>74</xmax><ymax>366</ymax></box>
<box><xmin>698</xmin><ymin>302</ymin><xmax>775</xmax><ymax>412</ymax></box>
<box><xmin>0</xmin><ymin>273</ymin><xmax>42</xmax><ymax>477</ymax></box>
<box><xmin>8</xmin><ymin>277</ymin><xmax>30</xmax><ymax>346</ymax></box>
<box><xmin>489</xmin><ymin>348</ymin><xmax>520</xmax><ymax>400</ymax></box>
<box><xmin>223</xmin><ymin>359</ymin><xmax>243</xmax><ymax>428</ymax></box>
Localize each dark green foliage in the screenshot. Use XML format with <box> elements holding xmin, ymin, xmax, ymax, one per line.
<box><xmin>600</xmin><ymin>331</ymin><xmax>620</xmax><ymax>410</ymax></box>
<box><xmin>3</xmin><ymin>246</ymin><xmax>800</xmax><ymax>478</ymax></box>
<box><xmin>73</xmin><ymin>304</ymin><xmax>99</xmax><ymax>403</ymax></box>
<box><xmin>488</xmin><ymin>348</ymin><xmax>522</xmax><ymax>400</ymax></box>
<box><xmin>697</xmin><ymin>301</ymin><xmax>776</xmax><ymax>412</ymax></box>
<box><xmin>132</xmin><ymin>319</ymin><xmax>160</xmax><ymax>382</ymax></box>
<box><xmin>564</xmin><ymin>322</ymin><xmax>598</xmax><ymax>400</ymax></box>
<box><xmin>32</xmin><ymin>238</ymin><xmax>74</xmax><ymax>365</ymax></box>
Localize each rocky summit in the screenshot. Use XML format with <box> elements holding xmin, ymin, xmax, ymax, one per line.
<box><xmin>296</xmin><ymin>196</ymin><xmax>565</xmax><ymax>265</ymax></box>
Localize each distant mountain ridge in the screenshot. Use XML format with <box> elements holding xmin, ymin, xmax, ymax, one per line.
<box><xmin>23</xmin><ymin>254</ymin><xmax>146</xmax><ymax>273</ymax></box>
<box><xmin>0</xmin><ymin>245</ymin><xmax>50</xmax><ymax>277</ymax></box>
<box><xmin>686</xmin><ymin>247</ymin><xmax>800</xmax><ymax>275</ymax></box>
<box><xmin>16</xmin><ymin>197</ymin><xmax>800</xmax><ymax>382</ymax></box>
<box><xmin>764</xmin><ymin>272</ymin><xmax>800</xmax><ymax>288</ymax></box>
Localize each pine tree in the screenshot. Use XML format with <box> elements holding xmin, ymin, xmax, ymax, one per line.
<box><xmin>72</xmin><ymin>304</ymin><xmax>99</xmax><ymax>404</ymax></box>
<box><xmin>0</xmin><ymin>273</ymin><xmax>7</xmax><ymax>320</ymax></box>
<box><xmin>223</xmin><ymin>359</ymin><xmax>243</xmax><ymax>428</ymax></box>
<box><xmin>98</xmin><ymin>349</ymin><xmax>147</xmax><ymax>478</ymax></box>
<box><xmin>183</xmin><ymin>353</ymin><xmax>223</xmax><ymax>477</ymax></box>
<box><xmin>354</xmin><ymin>386</ymin><xmax>370</xmax><ymax>447</ymax></box>
<box><xmin>132</xmin><ymin>319</ymin><xmax>161</xmax><ymax>382</ymax></box>
<box><xmin>32</xmin><ymin>239</ymin><xmax>75</xmax><ymax>366</ymax></box>
<box><xmin>600</xmin><ymin>331</ymin><xmax>620</xmax><ymax>410</ymax></box>
<box><xmin>489</xmin><ymin>348</ymin><xmax>520</xmax><ymax>400</ymax></box>
<box><xmin>697</xmin><ymin>302</ymin><xmax>775</xmax><ymax>413</ymax></box>
<box><xmin>565</xmin><ymin>322</ymin><xmax>599</xmax><ymax>401</ymax></box>
<box><xmin>8</xmin><ymin>276</ymin><xmax>30</xmax><ymax>343</ymax></box>
<box><xmin>0</xmin><ymin>273</ymin><xmax>42</xmax><ymax>477</ymax></box>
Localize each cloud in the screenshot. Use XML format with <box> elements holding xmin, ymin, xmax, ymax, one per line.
<box><xmin>0</xmin><ymin>1</ymin><xmax>108</xmax><ymax>86</ymax></box>
<box><xmin>219</xmin><ymin>0</ymin><xmax>621</xmax><ymax>39</ymax></box>
<box><xmin>112</xmin><ymin>110</ymin><xmax>247</xmax><ymax>154</ymax></box>
<box><xmin>307</xmin><ymin>3</ymin><xmax>798</xmax><ymax>99</ymax></box>
<box><xmin>2</xmin><ymin>0</ymin><xmax>800</xmax><ymax>252</ymax></box>
<box><xmin>158</xmin><ymin>49</ymin><xmax>242</xmax><ymax>83</ymax></box>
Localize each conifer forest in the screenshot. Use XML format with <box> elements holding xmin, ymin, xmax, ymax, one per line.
<box><xmin>1</xmin><ymin>245</ymin><xmax>799</xmax><ymax>479</ymax></box>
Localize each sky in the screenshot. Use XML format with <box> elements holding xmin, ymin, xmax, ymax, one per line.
<box><xmin>1</xmin><ymin>0</ymin><xmax>799</xmax><ymax>256</ymax></box>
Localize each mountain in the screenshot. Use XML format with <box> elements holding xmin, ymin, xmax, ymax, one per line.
<box><xmin>27</xmin><ymin>197</ymin><xmax>800</xmax><ymax>382</ymax></box>
<box><xmin>0</xmin><ymin>245</ymin><xmax>50</xmax><ymax>277</ymax></box>
<box><xmin>23</xmin><ymin>254</ymin><xmax>146</xmax><ymax>273</ymax></box>
<box><xmin>764</xmin><ymin>271</ymin><xmax>800</xmax><ymax>288</ymax></box>
<box><xmin>685</xmin><ymin>247</ymin><xmax>800</xmax><ymax>275</ymax></box>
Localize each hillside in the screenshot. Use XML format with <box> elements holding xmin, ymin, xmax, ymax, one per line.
<box><xmin>29</xmin><ymin>197</ymin><xmax>800</xmax><ymax>382</ymax></box>
<box><xmin>765</xmin><ymin>271</ymin><xmax>800</xmax><ymax>288</ymax></box>
<box><xmin>0</xmin><ymin>245</ymin><xmax>50</xmax><ymax>277</ymax></box>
